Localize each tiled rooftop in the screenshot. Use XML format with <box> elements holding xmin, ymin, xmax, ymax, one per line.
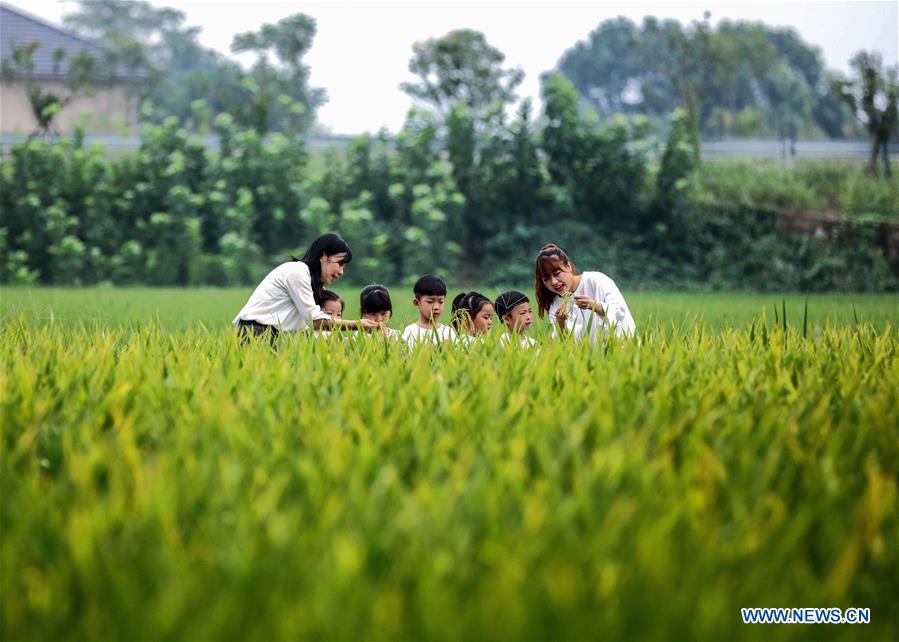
<box><xmin>1</xmin><ymin>2</ymin><xmax>109</xmax><ymax>79</ymax></box>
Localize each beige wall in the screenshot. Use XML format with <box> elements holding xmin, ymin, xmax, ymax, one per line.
<box><xmin>0</xmin><ymin>80</ymin><xmax>137</xmax><ymax>133</ymax></box>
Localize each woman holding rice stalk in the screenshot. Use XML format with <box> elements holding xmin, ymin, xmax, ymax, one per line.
<box><xmin>233</xmin><ymin>233</ymin><xmax>378</xmax><ymax>341</ymax></box>
<box><xmin>534</xmin><ymin>243</ymin><xmax>636</xmax><ymax>341</ymax></box>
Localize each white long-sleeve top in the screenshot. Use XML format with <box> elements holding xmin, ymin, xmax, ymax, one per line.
<box><xmin>232</xmin><ymin>261</ymin><xmax>332</xmax><ymax>332</ymax></box>
<box><xmin>548</xmin><ymin>271</ymin><xmax>636</xmax><ymax>341</ymax></box>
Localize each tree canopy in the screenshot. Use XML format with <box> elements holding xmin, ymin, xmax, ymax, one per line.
<box><xmin>554</xmin><ymin>16</ymin><xmax>861</xmax><ymax>140</ymax></box>
<box><xmin>60</xmin><ymin>0</ymin><xmax>325</xmax><ymax>133</ymax></box>
<box><xmin>831</xmin><ymin>51</ymin><xmax>899</xmax><ymax>175</ymax></box>
<box><xmin>401</xmin><ymin>29</ymin><xmax>524</xmax><ymax>122</ymax></box>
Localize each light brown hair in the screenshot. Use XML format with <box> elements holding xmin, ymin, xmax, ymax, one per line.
<box><xmin>534</xmin><ymin>243</ymin><xmax>577</xmax><ymax>318</ymax></box>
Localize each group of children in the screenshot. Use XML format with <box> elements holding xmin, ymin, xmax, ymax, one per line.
<box><xmin>314</xmin><ymin>275</ymin><xmax>537</xmax><ymax>348</ymax></box>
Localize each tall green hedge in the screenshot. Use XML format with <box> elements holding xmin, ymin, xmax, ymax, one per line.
<box><xmin>1</xmin><ymin>99</ymin><xmax>896</xmax><ymax>291</ymax></box>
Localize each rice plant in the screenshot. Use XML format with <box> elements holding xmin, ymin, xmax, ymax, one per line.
<box><xmin>1</xmin><ymin>299</ymin><xmax>897</xmax><ymax>641</ymax></box>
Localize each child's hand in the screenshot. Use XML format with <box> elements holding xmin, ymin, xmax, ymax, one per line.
<box><xmin>359</xmin><ymin>318</ymin><xmax>379</xmax><ymax>331</ymax></box>
<box><xmin>574</xmin><ymin>295</ymin><xmax>604</xmax><ymax>316</ymax></box>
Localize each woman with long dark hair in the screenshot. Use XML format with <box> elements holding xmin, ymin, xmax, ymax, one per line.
<box><xmin>534</xmin><ymin>243</ymin><xmax>636</xmax><ymax>341</ymax></box>
<box><xmin>232</xmin><ymin>233</ymin><xmax>378</xmax><ymax>339</ymax></box>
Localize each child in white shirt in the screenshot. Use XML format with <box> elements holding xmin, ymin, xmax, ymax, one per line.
<box><xmin>358</xmin><ymin>284</ymin><xmax>401</xmax><ymax>339</ymax></box>
<box><xmin>494</xmin><ymin>290</ymin><xmax>537</xmax><ymax>348</ymax></box>
<box><xmin>402</xmin><ymin>274</ymin><xmax>457</xmax><ymax>347</ymax></box>
<box><xmin>451</xmin><ymin>291</ymin><xmax>494</xmax><ymax>346</ymax></box>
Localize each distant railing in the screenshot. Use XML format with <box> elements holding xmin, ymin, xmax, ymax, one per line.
<box><xmin>700</xmin><ymin>139</ymin><xmax>897</xmax><ymax>160</ymax></box>
<box><xmin>1</xmin><ymin>131</ymin><xmax>896</xmax><ymax>160</ymax></box>
<box><xmin>0</xmin><ymin>131</ymin><xmax>357</xmax><ymax>154</ymax></box>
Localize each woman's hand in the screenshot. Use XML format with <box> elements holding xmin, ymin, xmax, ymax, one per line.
<box><xmin>554</xmin><ymin>302</ymin><xmax>570</xmax><ymax>328</ymax></box>
<box><xmin>574</xmin><ymin>295</ymin><xmax>604</xmax><ymax>316</ymax></box>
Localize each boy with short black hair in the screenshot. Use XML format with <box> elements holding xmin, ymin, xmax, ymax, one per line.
<box><xmin>494</xmin><ymin>290</ymin><xmax>537</xmax><ymax>348</ymax></box>
<box><xmin>402</xmin><ymin>275</ymin><xmax>457</xmax><ymax>347</ymax></box>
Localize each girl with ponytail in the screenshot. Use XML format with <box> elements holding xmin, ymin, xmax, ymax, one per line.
<box><xmin>450</xmin><ymin>291</ymin><xmax>494</xmax><ymax>345</ymax></box>
<box><xmin>358</xmin><ymin>284</ymin><xmax>401</xmax><ymax>339</ymax></box>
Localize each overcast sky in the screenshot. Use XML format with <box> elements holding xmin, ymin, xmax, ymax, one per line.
<box><xmin>18</xmin><ymin>0</ymin><xmax>899</xmax><ymax>134</ymax></box>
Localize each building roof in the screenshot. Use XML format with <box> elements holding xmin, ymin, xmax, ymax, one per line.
<box><xmin>0</xmin><ymin>2</ymin><xmax>118</xmax><ymax>79</ymax></box>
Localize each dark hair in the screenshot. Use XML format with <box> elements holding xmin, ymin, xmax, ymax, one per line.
<box><xmin>494</xmin><ymin>290</ymin><xmax>529</xmax><ymax>319</ymax></box>
<box><xmin>413</xmin><ymin>274</ymin><xmax>446</xmax><ymax>297</ymax></box>
<box><xmin>294</xmin><ymin>233</ymin><xmax>352</xmax><ymax>304</ymax></box>
<box><xmin>451</xmin><ymin>291</ymin><xmax>492</xmax><ymax>332</ymax></box>
<box><xmin>534</xmin><ymin>243</ymin><xmax>576</xmax><ymax>318</ymax></box>
<box><xmin>321</xmin><ymin>289</ymin><xmax>344</xmax><ymax>312</ymax></box>
<box><xmin>360</xmin><ymin>284</ymin><xmax>392</xmax><ymax>315</ymax></box>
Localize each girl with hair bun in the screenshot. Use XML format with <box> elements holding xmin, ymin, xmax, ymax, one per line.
<box><xmin>451</xmin><ymin>291</ymin><xmax>494</xmax><ymax>344</ymax></box>
<box><xmin>534</xmin><ymin>243</ymin><xmax>636</xmax><ymax>342</ymax></box>
<box><xmin>359</xmin><ymin>284</ymin><xmax>400</xmax><ymax>339</ymax></box>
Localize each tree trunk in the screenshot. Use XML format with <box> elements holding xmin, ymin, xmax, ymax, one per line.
<box><xmin>869</xmin><ymin>136</ymin><xmax>880</xmax><ymax>175</ymax></box>
<box><xmin>881</xmin><ymin>137</ymin><xmax>891</xmax><ymax>178</ymax></box>
<box><xmin>683</xmin><ymin>87</ymin><xmax>701</xmax><ymax>162</ymax></box>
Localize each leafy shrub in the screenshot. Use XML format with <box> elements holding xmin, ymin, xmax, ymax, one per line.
<box><xmin>0</xmin><ymin>110</ymin><xmax>896</xmax><ymax>291</ymax></box>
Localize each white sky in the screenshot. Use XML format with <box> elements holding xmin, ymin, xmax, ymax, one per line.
<box><xmin>17</xmin><ymin>0</ymin><xmax>899</xmax><ymax>134</ymax></box>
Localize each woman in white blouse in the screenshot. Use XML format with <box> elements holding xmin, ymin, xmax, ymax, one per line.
<box><xmin>534</xmin><ymin>243</ymin><xmax>636</xmax><ymax>341</ymax></box>
<box><xmin>233</xmin><ymin>233</ymin><xmax>378</xmax><ymax>340</ymax></box>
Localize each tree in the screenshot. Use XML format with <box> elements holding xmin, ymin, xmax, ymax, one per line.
<box><xmin>554</xmin><ymin>16</ymin><xmax>858</xmax><ymax>141</ymax></box>
<box><xmin>702</xmin><ymin>21</ymin><xmax>778</xmax><ymax>122</ymax></box>
<box><xmin>814</xmin><ymin>72</ymin><xmax>862</xmax><ymax>138</ymax></box>
<box><xmin>639</xmin><ymin>16</ymin><xmax>710</xmax><ymax>158</ymax></box>
<box><xmin>555</xmin><ymin>15</ymin><xmax>711</xmax><ymax>155</ymax></box>
<box><xmin>556</xmin><ymin>17</ymin><xmax>645</xmax><ymax>117</ymax></box>
<box><xmin>541</xmin><ymin>74</ymin><xmax>648</xmax><ymax>230</ymax></box>
<box><xmin>475</xmin><ymin>98</ymin><xmax>553</xmax><ymax>282</ymax></box>
<box><xmin>764</xmin><ymin>62</ymin><xmax>814</xmax><ymax>159</ymax></box>
<box><xmin>62</xmin><ymin>1</ymin><xmax>325</xmax><ymax>133</ymax></box>
<box><xmin>656</xmin><ymin>108</ymin><xmax>698</xmax><ymax>211</ymax></box>
<box><xmin>831</xmin><ymin>51</ymin><xmax>899</xmax><ymax>177</ymax></box>
<box><xmin>62</xmin><ymin>0</ymin><xmax>186</xmax><ymax>49</ymax></box>
<box><xmin>401</xmin><ymin>29</ymin><xmax>524</xmax><ymax>121</ymax></box>
<box><xmin>399</xmin><ymin>30</ymin><xmax>531</xmax><ymax>278</ymax></box>
<box><xmin>62</xmin><ymin>0</ymin><xmax>219</xmax><ymax>119</ymax></box>
<box><xmin>764</xmin><ymin>25</ymin><xmax>860</xmax><ymax>138</ymax></box>
<box><xmin>0</xmin><ymin>42</ymin><xmax>99</xmax><ymax>137</ymax></box>
<box><xmin>230</xmin><ymin>14</ymin><xmax>327</xmax><ymax>133</ymax></box>
<box><xmin>62</xmin><ymin>0</ymin><xmax>186</xmax><ymax>94</ymax></box>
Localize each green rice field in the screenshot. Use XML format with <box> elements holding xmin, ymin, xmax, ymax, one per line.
<box><xmin>1</xmin><ymin>287</ymin><xmax>897</xmax><ymax>331</ymax></box>
<box><xmin>1</xmin><ymin>288</ymin><xmax>897</xmax><ymax>640</ymax></box>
